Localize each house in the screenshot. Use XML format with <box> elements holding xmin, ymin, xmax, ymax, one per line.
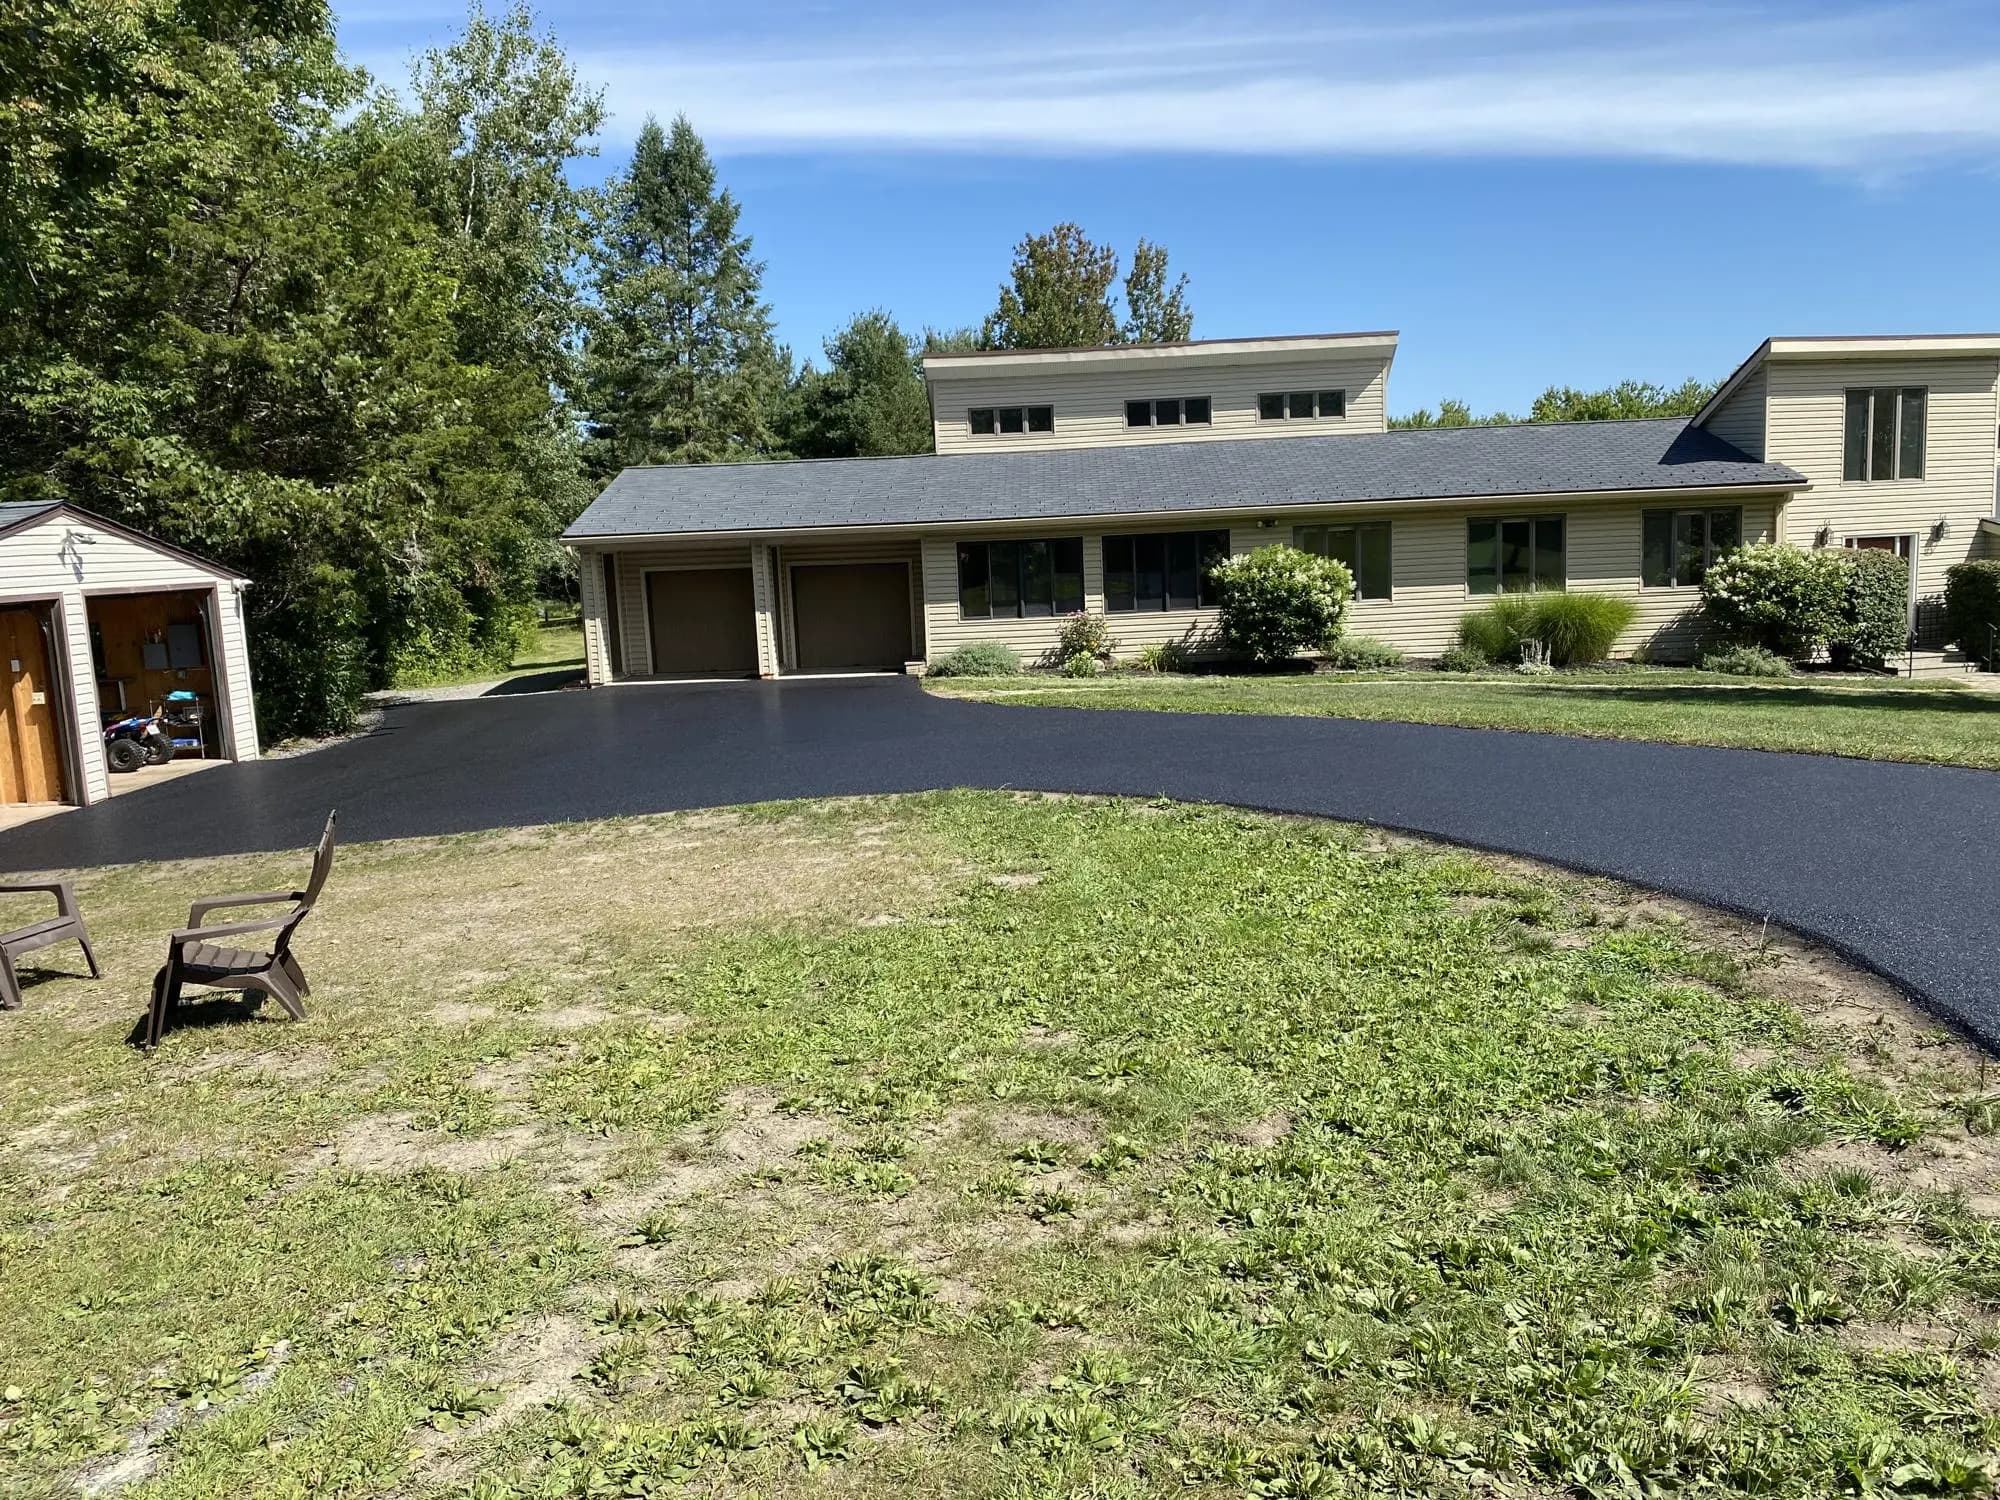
<box><xmin>0</xmin><ymin>502</ymin><xmax>260</xmax><ymax>809</ymax></box>
<box><xmin>563</xmin><ymin>331</ymin><xmax>2000</xmax><ymax>682</ymax></box>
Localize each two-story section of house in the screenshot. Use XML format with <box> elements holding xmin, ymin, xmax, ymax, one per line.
<box><xmin>564</xmin><ymin>330</ymin><xmax>2000</xmax><ymax>685</ymax></box>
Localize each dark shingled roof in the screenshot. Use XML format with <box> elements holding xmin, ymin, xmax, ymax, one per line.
<box><xmin>565</xmin><ymin>418</ymin><xmax>1803</xmax><ymax>540</ymax></box>
<box><xmin>0</xmin><ymin>500</ymin><xmax>60</xmax><ymax>534</ymax></box>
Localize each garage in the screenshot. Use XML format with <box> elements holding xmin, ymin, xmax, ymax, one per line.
<box><xmin>0</xmin><ymin>501</ymin><xmax>258</xmax><ymax>809</ymax></box>
<box><xmin>790</xmin><ymin>562</ymin><xmax>913</xmax><ymax>671</ymax></box>
<box><xmin>645</xmin><ymin>567</ymin><xmax>758</xmax><ymax>676</ymax></box>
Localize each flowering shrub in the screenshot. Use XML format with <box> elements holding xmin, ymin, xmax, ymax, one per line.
<box><xmin>1211</xmin><ymin>545</ymin><xmax>1353</xmax><ymax>662</ymax></box>
<box><xmin>1699</xmin><ymin>543</ymin><xmax>1846</xmax><ymax>658</ymax></box>
<box><xmin>1054</xmin><ymin>611</ymin><xmax>1116</xmax><ymax>661</ymax></box>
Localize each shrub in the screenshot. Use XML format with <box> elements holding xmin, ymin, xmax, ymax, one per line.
<box><xmin>1831</xmin><ymin>547</ymin><xmax>1909</xmax><ymax>668</ymax></box>
<box><xmin>1321</xmin><ymin>634</ymin><xmax>1404</xmax><ymax>670</ymax></box>
<box><xmin>1211</xmin><ymin>545</ymin><xmax>1353</xmax><ymax>663</ymax></box>
<box><xmin>1436</xmin><ymin>643</ymin><xmax>1488</xmax><ymax>673</ymax></box>
<box><xmin>1129</xmin><ymin>641</ymin><xmax>1190</xmax><ymax>674</ymax></box>
<box><xmin>1059</xmin><ymin>651</ymin><xmax>1101</xmax><ymax>678</ymax></box>
<box><xmin>1054</xmin><ymin>611</ymin><xmax>1116</xmax><ymax>661</ymax></box>
<box><xmin>1700</xmin><ymin>542</ymin><xmax>1846</xmax><ymax>658</ymax></box>
<box><xmin>925</xmin><ymin>642</ymin><xmax>1020</xmax><ymax>678</ymax></box>
<box><xmin>1700</xmin><ymin>644</ymin><xmax>1795</xmax><ymax>678</ymax></box>
<box><xmin>1457</xmin><ymin>592</ymin><xmax>1637</xmax><ymax>668</ymax></box>
<box><xmin>1944</xmin><ymin>561</ymin><xmax>2000</xmax><ymax>665</ymax></box>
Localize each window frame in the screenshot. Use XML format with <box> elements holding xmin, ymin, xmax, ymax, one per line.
<box><xmin>1124</xmin><ymin>396</ymin><xmax>1212</xmax><ymax>429</ymax></box>
<box><xmin>969</xmin><ymin>404</ymin><xmax>1055</xmax><ymax>438</ymax></box>
<box><xmin>1466</xmin><ymin>514</ymin><xmax>1566</xmax><ymax>596</ymax></box>
<box><xmin>1100</xmin><ymin>529</ymin><xmax>1232</xmax><ymax>613</ymax></box>
<box><xmin>957</xmin><ymin>538</ymin><xmax>1084</xmax><ymax>620</ymax></box>
<box><xmin>1842</xmin><ymin>386</ymin><xmax>1926</xmax><ymax>482</ymax></box>
<box><xmin>1640</xmin><ymin>506</ymin><xmax>1743</xmax><ymax>589</ymax></box>
<box><xmin>1293</xmin><ymin>521</ymin><xmax>1393</xmax><ymax>600</ymax></box>
<box><xmin>1256</xmin><ymin>390</ymin><xmax>1347</xmax><ymax>422</ymax></box>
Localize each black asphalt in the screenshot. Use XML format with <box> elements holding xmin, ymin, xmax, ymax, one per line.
<box><xmin>4</xmin><ymin>677</ymin><xmax>1995</xmax><ymax>1046</ymax></box>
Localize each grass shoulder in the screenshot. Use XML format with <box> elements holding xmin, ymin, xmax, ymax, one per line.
<box><xmin>928</xmin><ymin>666</ymin><xmax>2000</xmax><ymax>770</ymax></box>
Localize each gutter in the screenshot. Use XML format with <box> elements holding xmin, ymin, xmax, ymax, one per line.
<box><xmin>564</xmin><ymin>480</ymin><xmax>1807</xmax><ymax>548</ymax></box>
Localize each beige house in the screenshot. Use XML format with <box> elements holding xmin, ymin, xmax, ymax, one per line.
<box><xmin>566</xmin><ymin>331</ymin><xmax>2000</xmax><ymax>683</ymax></box>
<box><xmin>0</xmin><ymin>502</ymin><xmax>260</xmax><ymax>809</ymax></box>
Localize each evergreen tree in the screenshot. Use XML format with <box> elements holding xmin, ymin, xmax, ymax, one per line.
<box><xmin>784</xmin><ymin>311</ymin><xmax>932</xmax><ymax>458</ymax></box>
<box><xmin>1121</xmin><ymin>238</ymin><xmax>1192</xmax><ymax>343</ymax></box>
<box><xmin>980</xmin><ymin>223</ymin><xmax>1120</xmax><ymax>350</ymax></box>
<box><xmin>581</xmin><ymin>115</ymin><xmax>781</xmax><ymax>469</ymax></box>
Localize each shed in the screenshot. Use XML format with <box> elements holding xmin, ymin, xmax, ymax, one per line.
<box><xmin>0</xmin><ymin>502</ymin><xmax>259</xmax><ymax>807</ymax></box>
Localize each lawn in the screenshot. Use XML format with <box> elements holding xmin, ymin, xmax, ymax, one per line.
<box><xmin>389</xmin><ymin>618</ymin><xmax>585</xmax><ymax>692</ymax></box>
<box><xmin>1</xmin><ymin>794</ymin><xmax>1997</xmax><ymax>1498</ymax></box>
<box><xmin>929</xmin><ymin>670</ymin><xmax>2000</xmax><ymax>770</ymax></box>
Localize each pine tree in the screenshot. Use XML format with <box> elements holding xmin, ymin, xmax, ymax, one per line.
<box><xmin>1120</xmin><ymin>239</ymin><xmax>1192</xmax><ymax>343</ymax></box>
<box><xmin>581</xmin><ymin>114</ymin><xmax>781</xmax><ymax>469</ymax></box>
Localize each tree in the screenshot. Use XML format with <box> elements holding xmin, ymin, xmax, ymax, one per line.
<box><xmin>580</xmin><ymin>114</ymin><xmax>782</xmax><ymax>470</ymax></box>
<box><xmin>981</xmin><ymin>223</ymin><xmax>1121</xmax><ymax>350</ymax></box>
<box><xmin>1528</xmin><ymin>377</ymin><xmax>1716</xmax><ymax>422</ymax></box>
<box><xmin>783</xmin><ymin>311</ymin><xmax>932</xmax><ymax>459</ymax></box>
<box><xmin>1389</xmin><ymin>399</ymin><xmax>1507</xmax><ymax>429</ymax></box>
<box><xmin>1121</xmin><ymin>238</ymin><xmax>1192</xmax><ymax>343</ymax></box>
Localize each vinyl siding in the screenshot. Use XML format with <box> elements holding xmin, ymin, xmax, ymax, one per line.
<box><xmin>929</xmin><ymin>354</ymin><xmax>1392</xmax><ymax>455</ymax></box>
<box><xmin>1705</xmin><ymin>368</ymin><xmax>1766</xmax><ymax>459</ymax></box>
<box><xmin>577</xmin><ymin>547</ymin><xmax>613</xmax><ymax>687</ymax></box>
<box><xmin>1765</xmin><ymin>356</ymin><xmax>2000</xmax><ymax>604</ymax></box>
<box><xmin>0</xmin><ymin>513</ymin><xmax>258</xmax><ymax>801</ymax></box>
<box><xmin>919</xmin><ymin>495</ymin><xmax>1777</xmax><ymax>665</ymax></box>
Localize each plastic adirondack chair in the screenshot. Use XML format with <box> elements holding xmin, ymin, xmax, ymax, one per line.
<box><xmin>143</xmin><ymin>812</ymin><xmax>337</xmax><ymax>1049</ymax></box>
<box><xmin>0</xmin><ymin>880</ymin><xmax>99</xmax><ymax>1009</ymax></box>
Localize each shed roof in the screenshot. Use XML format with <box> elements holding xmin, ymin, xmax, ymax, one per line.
<box><xmin>566</xmin><ymin>418</ymin><xmax>1804</xmax><ymax>541</ymax></box>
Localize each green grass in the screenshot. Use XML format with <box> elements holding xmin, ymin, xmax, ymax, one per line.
<box><xmin>1</xmin><ymin>795</ymin><xmax>1997</xmax><ymax>1497</ymax></box>
<box><xmin>390</xmin><ymin>619</ymin><xmax>584</xmax><ymax>691</ymax></box>
<box><xmin>930</xmin><ymin>669</ymin><xmax>2000</xmax><ymax>769</ymax></box>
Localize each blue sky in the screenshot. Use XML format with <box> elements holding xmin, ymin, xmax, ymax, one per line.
<box><xmin>337</xmin><ymin>0</ymin><xmax>2000</xmax><ymax>416</ymax></box>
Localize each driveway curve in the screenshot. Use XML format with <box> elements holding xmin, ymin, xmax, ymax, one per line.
<box><xmin>3</xmin><ymin>676</ymin><xmax>1995</xmax><ymax>1046</ymax></box>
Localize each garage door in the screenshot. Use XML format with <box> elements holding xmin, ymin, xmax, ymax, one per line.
<box><xmin>646</xmin><ymin>568</ymin><xmax>757</xmax><ymax>676</ymax></box>
<box><xmin>791</xmin><ymin>563</ymin><xmax>912</xmax><ymax>671</ymax></box>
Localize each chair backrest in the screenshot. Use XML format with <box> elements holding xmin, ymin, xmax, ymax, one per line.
<box><xmin>299</xmin><ymin>810</ymin><xmax>337</xmax><ymax>909</ymax></box>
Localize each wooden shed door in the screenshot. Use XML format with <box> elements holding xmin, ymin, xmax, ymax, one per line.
<box><xmin>0</xmin><ymin>608</ymin><xmax>64</xmax><ymax>804</ymax></box>
<box><xmin>790</xmin><ymin>564</ymin><xmax>913</xmax><ymax>671</ymax></box>
<box><xmin>646</xmin><ymin>568</ymin><xmax>758</xmax><ymax>676</ymax></box>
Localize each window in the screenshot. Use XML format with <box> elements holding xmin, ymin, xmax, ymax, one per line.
<box><xmin>1843</xmin><ymin>387</ymin><xmax>1925</xmax><ymax>481</ymax></box>
<box><xmin>1102</xmin><ymin>530</ymin><xmax>1230</xmax><ymax>612</ymax></box>
<box><xmin>1257</xmin><ymin>390</ymin><xmax>1345</xmax><ymax>421</ymax></box>
<box><xmin>1467</xmin><ymin>516</ymin><xmax>1565</xmax><ymax>594</ymax></box>
<box><xmin>1294</xmin><ymin>522</ymin><xmax>1392</xmax><ymax>599</ymax></box>
<box><xmin>969</xmin><ymin>405</ymin><xmax>1054</xmax><ymax>437</ymax></box>
<box><xmin>957</xmin><ymin>538</ymin><xmax>1083</xmax><ymax>619</ymax></box>
<box><xmin>1125</xmin><ymin>397</ymin><xmax>1213</xmax><ymax>428</ymax></box>
<box><xmin>1642</xmin><ymin>507</ymin><xmax>1741</xmax><ymax>588</ymax></box>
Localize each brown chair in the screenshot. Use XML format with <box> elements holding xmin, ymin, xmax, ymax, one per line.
<box><xmin>143</xmin><ymin>812</ymin><xmax>337</xmax><ymax>1049</ymax></box>
<box><xmin>0</xmin><ymin>881</ymin><xmax>100</xmax><ymax>1009</ymax></box>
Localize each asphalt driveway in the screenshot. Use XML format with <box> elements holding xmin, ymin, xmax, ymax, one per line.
<box><xmin>4</xmin><ymin>676</ymin><xmax>1996</xmax><ymax>1046</ymax></box>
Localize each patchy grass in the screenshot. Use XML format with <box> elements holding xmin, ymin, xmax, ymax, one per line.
<box><xmin>928</xmin><ymin>670</ymin><xmax>2000</xmax><ymax>770</ymax></box>
<box><xmin>2</xmin><ymin>795</ymin><xmax>1998</xmax><ymax>1498</ymax></box>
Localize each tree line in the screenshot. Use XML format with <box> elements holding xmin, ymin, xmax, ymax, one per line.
<box><xmin>1</xmin><ymin>0</ymin><xmax>1715</xmax><ymax>741</ymax></box>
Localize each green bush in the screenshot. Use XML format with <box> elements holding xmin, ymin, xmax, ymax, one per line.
<box><xmin>1833</xmin><ymin>547</ymin><xmax>1909</xmax><ymax>668</ymax></box>
<box><xmin>1059</xmin><ymin>651</ymin><xmax>1101</xmax><ymax>678</ymax></box>
<box><xmin>1699</xmin><ymin>644</ymin><xmax>1795</xmax><ymax>678</ymax></box>
<box><xmin>1129</xmin><ymin>641</ymin><xmax>1190</xmax><ymax>674</ymax></box>
<box><xmin>1456</xmin><ymin>592</ymin><xmax>1637</xmax><ymax>667</ymax></box>
<box><xmin>1054</xmin><ymin>611</ymin><xmax>1116</xmax><ymax>661</ymax></box>
<box><xmin>1212</xmin><ymin>545</ymin><xmax>1353</xmax><ymax>663</ymax></box>
<box><xmin>1700</xmin><ymin>542</ymin><xmax>1846</xmax><ymax>658</ymax></box>
<box><xmin>926</xmin><ymin>642</ymin><xmax>1021</xmax><ymax>678</ymax></box>
<box><xmin>1321</xmin><ymin>634</ymin><xmax>1404</xmax><ymax>670</ymax></box>
<box><xmin>1436</xmin><ymin>643</ymin><xmax>1488</xmax><ymax>673</ymax></box>
<box><xmin>1944</xmin><ymin>561</ymin><xmax>2000</xmax><ymax>664</ymax></box>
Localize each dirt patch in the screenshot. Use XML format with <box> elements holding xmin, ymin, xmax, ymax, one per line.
<box><xmin>75</xmin><ymin>1341</ymin><xmax>289</xmax><ymax>1496</ymax></box>
<box><xmin>1020</xmin><ymin>1024</ymin><xmax>1078</xmax><ymax>1049</ymax></box>
<box><xmin>1697</xmin><ymin>1370</ymin><xmax>1771</xmax><ymax>1420</ymax></box>
<box><xmin>937</xmin><ymin>1106</ymin><xmax>1099</xmax><ymax>1154</ymax></box>
<box><xmin>430</xmin><ymin>1002</ymin><xmax>499</xmax><ymax>1027</ymax></box>
<box><xmin>298</xmin><ymin>1115</ymin><xmax>544</xmax><ymax>1175</ymax></box>
<box><xmin>591</xmin><ymin>1089</ymin><xmax>839</xmax><ymax>1231</ymax></box>
<box><xmin>985</xmin><ymin>873</ymin><xmax>1043</xmax><ymax>888</ymax></box>
<box><xmin>167</xmin><ymin>1046</ymin><xmax>335</xmax><ymax>1084</ymax></box>
<box><xmin>1233</xmin><ymin>1113</ymin><xmax>1293</xmax><ymax>1149</ymax></box>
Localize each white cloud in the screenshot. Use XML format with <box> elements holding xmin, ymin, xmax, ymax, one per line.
<box><xmin>570</xmin><ymin>2</ymin><xmax>2000</xmax><ymax>172</ymax></box>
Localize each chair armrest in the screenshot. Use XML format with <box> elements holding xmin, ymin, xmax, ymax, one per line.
<box><xmin>187</xmin><ymin>890</ymin><xmax>301</xmax><ymax>926</ymax></box>
<box><xmin>0</xmin><ymin>880</ymin><xmax>77</xmax><ymax>917</ymax></box>
<box><xmin>172</xmin><ymin>910</ymin><xmax>298</xmax><ymax>945</ymax></box>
